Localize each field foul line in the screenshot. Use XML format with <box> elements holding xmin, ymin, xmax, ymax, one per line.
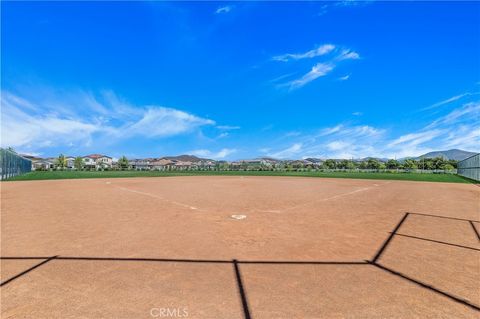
<box><xmin>112</xmin><ymin>184</ymin><xmax>205</xmax><ymax>212</ymax></box>
<box><xmin>113</xmin><ymin>182</ymin><xmax>387</xmax><ymax>216</ymax></box>
<box><xmin>281</xmin><ymin>185</ymin><xmax>381</xmax><ymax>213</ymax></box>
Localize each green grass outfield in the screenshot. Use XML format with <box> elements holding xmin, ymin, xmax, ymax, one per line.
<box><xmin>5</xmin><ymin>170</ymin><xmax>476</xmax><ymax>183</ymax></box>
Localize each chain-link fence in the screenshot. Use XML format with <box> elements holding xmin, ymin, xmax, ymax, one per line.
<box><xmin>0</xmin><ymin>148</ymin><xmax>32</xmax><ymax>180</ymax></box>
<box><xmin>457</xmin><ymin>153</ymin><xmax>480</xmax><ymax>181</ymax></box>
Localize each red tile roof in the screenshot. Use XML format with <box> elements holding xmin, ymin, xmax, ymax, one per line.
<box><xmin>84</xmin><ymin>154</ymin><xmax>110</xmax><ymax>159</ymax></box>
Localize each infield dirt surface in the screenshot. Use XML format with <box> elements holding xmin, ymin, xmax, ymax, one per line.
<box><xmin>1</xmin><ymin>176</ymin><xmax>479</xmax><ymax>318</ymax></box>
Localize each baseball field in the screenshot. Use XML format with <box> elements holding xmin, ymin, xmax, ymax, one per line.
<box><xmin>1</xmin><ymin>176</ymin><xmax>479</xmax><ymax>318</ymax></box>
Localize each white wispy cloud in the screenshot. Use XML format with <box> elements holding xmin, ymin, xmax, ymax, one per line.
<box><xmin>336</xmin><ymin>49</ymin><xmax>360</xmax><ymax>61</ymax></box>
<box><xmin>339</xmin><ymin>74</ymin><xmax>350</xmax><ymax>81</ymax></box>
<box><xmin>125</xmin><ymin>107</ymin><xmax>214</xmax><ymax>138</ymax></box>
<box><xmin>272</xmin><ymin>44</ymin><xmax>336</xmax><ymax>62</ymax></box>
<box><xmin>319</xmin><ymin>124</ymin><xmax>343</xmax><ymax>136</ymax></box>
<box><xmin>1</xmin><ymin>105</ymin><xmax>99</xmax><ymax>149</ymax></box>
<box><xmin>326</xmin><ymin>141</ymin><xmax>350</xmax><ymax>151</ymax></box>
<box><xmin>0</xmin><ymin>89</ymin><xmax>216</xmax><ymax>152</ymax></box>
<box><xmin>215</xmin><ymin>6</ymin><xmax>232</xmax><ymax>14</ymax></box>
<box><xmin>216</xmin><ymin>125</ymin><xmax>240</xmax><ymax>130</ymax></box>
<box><xmin>269</xmin><ymin>143</ymin><xmax>303</xmax><ymax>159</ymax></box>
<box><xmin>383</xmin><ymin>101</ymin><xmax>479</xmax><ymax>158</ymax></box>
<box><xmin>318</xmin><ymin>0</ymin><xmax>372</xmax><ymax>16</ymax></box>
<box><xmin>287</xmin><ymin>63</ymin><xmax>334</xmax><ymax>89</ymax></box>
<box><xmin>267</xmin><ymin>124</ymin><xmax>381</xmax><ymax>159</ymax></box>
<box><xmin>266</xmin><ymin>98</ymin><xmax>479</xmax><ymax>159</ymax></box>
<box><xmin>274</xmin><ymin>44</ymin><xmax>360</xmax><ymax>89</ymax></box>
<box><xmin>284</xmin><ymin>131</ymin><xmax>301</xmax><ymax>137</ymax></box>
<box><xmin>426</xmin><ymin>101</ymin><xmax>480</xmax><ymax>128</ymax></box>
<box><xmin>190</xmin><ymin>148</ymin><xmax>237</xmax><ymax>159</ymax></box>
<box><xmin>269</xmin><ymin>72</ymin><xmax>298</xmax><ymax>83</ymax></box>
<box><xmin>319</xmin><ymin>124</ymin><xmax>382</xmax><ymax>138</ymax></box>
<box><xmin>422</xmin><ymin>92</ymin><xmax>479</xmax><ymax>111</ymax></box>
<box><xmin>217</xmin><ymin>132</ymin><xmax>229</xmax><ymax>138</ymax></box>
<box><xmin>387</xmin><ymin>130</ymin><xmax>443</xmax><ymax>148</ymax></box>
<box><xmin>442</xmin><ymin>126</ymin><xmax>480</xmax><ymax>151</ymax></box>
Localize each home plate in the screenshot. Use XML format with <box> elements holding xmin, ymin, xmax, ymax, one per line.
<box><xmin>231</xmin><ymin>214</ymin><xmax>247</xmax><ymax>220</ymax></box>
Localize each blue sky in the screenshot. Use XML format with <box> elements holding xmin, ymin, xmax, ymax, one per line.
<box><xmin>1</xmin><ymin>1</ymin><xmax>479</xmax><ymax>160</ymax></box>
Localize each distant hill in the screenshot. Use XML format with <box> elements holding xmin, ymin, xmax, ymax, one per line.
<box><xmin>256</xmin><ymin>157</ymin><xmax>282</xmax><ymax>163</ymax></box>
<box><xmin>360</xmin><ymin>157</ymin><xmax>389</xmax><ymax>162</ymax></box>
<box><xmin>160</xmin><ymin>155</ymin><xmax>214</xmax><ymax>162</ymax></box>
<box><xmin>417</xmin><ymin>149</ymin><xmax>477</xmax><ymax>161</ymax></box>
<box><xmin>304</xmin><ymin>158</ymin><xmax>322</xmax><ymax>163</ymax></box>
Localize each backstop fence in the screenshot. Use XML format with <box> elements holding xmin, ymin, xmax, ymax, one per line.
<box><xmin>457</xmin><ymin>153</ymin><xmax>480</xmax><ymax>181</ymax></box>
<box><xmin>0</xmin><ymin>148</ymin><xmax>32</xmax><ymax>180</ymax></box>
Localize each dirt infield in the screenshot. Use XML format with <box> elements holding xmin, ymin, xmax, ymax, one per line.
<box><xmin>1</xmin><ymin>176</ymin><xmax>479</xmax><ymax>318</ymax></box>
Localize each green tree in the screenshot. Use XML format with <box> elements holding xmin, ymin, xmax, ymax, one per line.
<box><xmin>403</xmin><ymin>159</ymin><xmax>418</xmax><ymax>169</ymax></box>
<box><xmin>448</xmin><ymin>159</ymin><xmax>458</xmax><ymax>169</ymax></box>
<box><xmin>337</xmin><ymin>160</ymin><xmax>349</xmax><ymax>169</ymax></box>
<box><xmin>431</xmin><ymin>157</ymin><xmax>446</xmax><ymax>170</ymax></box>
<box><xmin>424</xmin><ymin>159</ymin><xmax>434</xmax><ymax>170</ymax></box>
<box><xmin>74</xmin><ymin>156</ymin><xmax>84</xmax><ymax>170</ymax></box>
<box><xmin>323</xmin><ymin>159</ymin><xmax>336</xmax><ymax>169</ymax></box>
<box><xmin>56</xmin><ymin>154</ymin><xmax>67</xmax><ymax>170</ymax></box>
<box><xmin>346</xmin><ymin>161</ymin><xmax>356</xmax><ymax>170</ymax></box>
<box><xmin>418</xmin><ymin>157</ymin><xmax>434</xmax><ymax>170</ymax></box>
<box><xmin>366</xmin><ymin>159</ymin><xmax>381</xmax><ymax>169</ymax></box>
<box><xmin>118</xmin><ymin>156</ymin><xmax>129</xmax><ymax>170</ymax></box>
<box><xmin>444</xmin><ymin>163</ymin><xmax>455</xmax><ymax>171</ymax></box>
<box><xmin>386</xmin><ymin>159</ymin><xmax>400</xmax><ymax>169</ymax></box>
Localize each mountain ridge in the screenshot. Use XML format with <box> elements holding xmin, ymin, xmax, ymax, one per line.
<box><xmin>159</xmin><ymin>155</ymin><xmax>213</xmax><ymax>162</ymax></box>
<box><xmin>417</xmin><ymin>149</ymin><xmax>477</xmax><ymax>161</ymax></box>
<box><xmin>157</xmin><ymin>149</ymin><xmax>478</xmax><ymax>162</ymax></box>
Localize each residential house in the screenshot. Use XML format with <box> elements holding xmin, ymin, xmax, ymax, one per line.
<box><xmin>82</xmin><ymin>156</ymin><xmax>97</xmax><ymax>169</ymax></box>
<box><xmin>149</xmin><ymin>158</ymin><xmax>174</xmax><ymax>170</ymax></box>
<box><xmin>129</xmin><ymin>159</ymin><xmax>150</xmax><ymax>170</ymax></box>
<box><xmin>198</xmin><ymin>160</ymin><xmax>216</xmax><ymax>170</ymax></box>
<box><xmin>173</xmin><ymin>161</ymin><xmax>193</xmax><ymax>170</ymax></box>
<box><xmin>81</xmin><ymin>154</ymin><xmax>112</xmax><ymax>169</ymax></box>
<box><xmin>32</xmin><ymin>159</ymin><xmax>55</xmax><ymax>170</ymax></box>
<box><xmin>66</xmin><ymin>156</ymin><xmax>75</xmax><ymax>169</ymax></box>
<box><xmin>96</xmin><ymin>155</ymin><xmax>113</xmax><ymax>168</ymax></box>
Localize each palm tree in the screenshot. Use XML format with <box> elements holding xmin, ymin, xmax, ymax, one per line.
<box><xmin>56</xmin><ymin>154</ymin><xmax>67</xmax><ymax>170</ymax></box>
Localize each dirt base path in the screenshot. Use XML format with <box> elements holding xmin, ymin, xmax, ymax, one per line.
<box><xmin>1</xmin><ymin>176</ymin><xmax>479</xmax><ymax>318</ymax></box>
